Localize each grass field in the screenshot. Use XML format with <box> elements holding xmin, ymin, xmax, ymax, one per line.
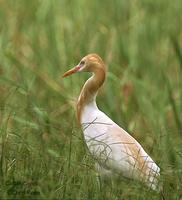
<box><xmin>0</xmin><ymin>0</ymin><xmax>182</xmax><ymax>199</ymax></box>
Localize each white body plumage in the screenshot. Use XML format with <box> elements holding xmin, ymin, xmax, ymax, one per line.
<box><xmin>81</xmin><ymin>102</ymin><xmax>160</xmax><ymax>190</ymax></box>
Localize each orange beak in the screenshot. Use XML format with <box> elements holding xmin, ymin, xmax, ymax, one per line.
<box><xmin>62</xmin><ymin>65</ymin><xmax>81</xmax><ymax>78</ymax></box>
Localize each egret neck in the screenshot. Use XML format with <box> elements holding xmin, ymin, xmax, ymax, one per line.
<box><xmin>77</xmin><ymin>67</ymin><xmax>105</xmax><ymax>124</ymax></box>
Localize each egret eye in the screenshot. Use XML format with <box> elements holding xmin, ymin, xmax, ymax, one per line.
<box><xmin>79</xmin><ymin>60</ymin><xmax>85</xmax><ymax>67</ymax></box>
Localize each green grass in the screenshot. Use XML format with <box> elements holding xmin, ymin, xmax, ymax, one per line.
<box><xmin>0</xmin><ymin>0</ymin><xmax>182</xmax><ymax>199</ymax></box>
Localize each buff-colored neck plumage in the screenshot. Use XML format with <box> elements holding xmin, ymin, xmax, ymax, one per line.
<box><xmin>76</xmin><ymin>55</ymin><xmax>106</xmax><ymax>124</ymax></box>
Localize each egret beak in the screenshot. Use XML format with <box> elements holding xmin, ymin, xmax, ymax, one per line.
<box><xmin>62</xmin><ymin>65</ymin><xmax>81</xmax><ymax>78</ymax></box>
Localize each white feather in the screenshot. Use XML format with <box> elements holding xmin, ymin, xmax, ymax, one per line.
<box><xmin>81</xmin><ymin>103</ymin><xmax>160</xmax><ymax>190</ymax></box>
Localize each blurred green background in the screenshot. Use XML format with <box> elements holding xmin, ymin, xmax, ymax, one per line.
<box><xmin>0</xmin><ymin>0</ymin><xmax>182</xmax><ymax>199</ymax></box>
